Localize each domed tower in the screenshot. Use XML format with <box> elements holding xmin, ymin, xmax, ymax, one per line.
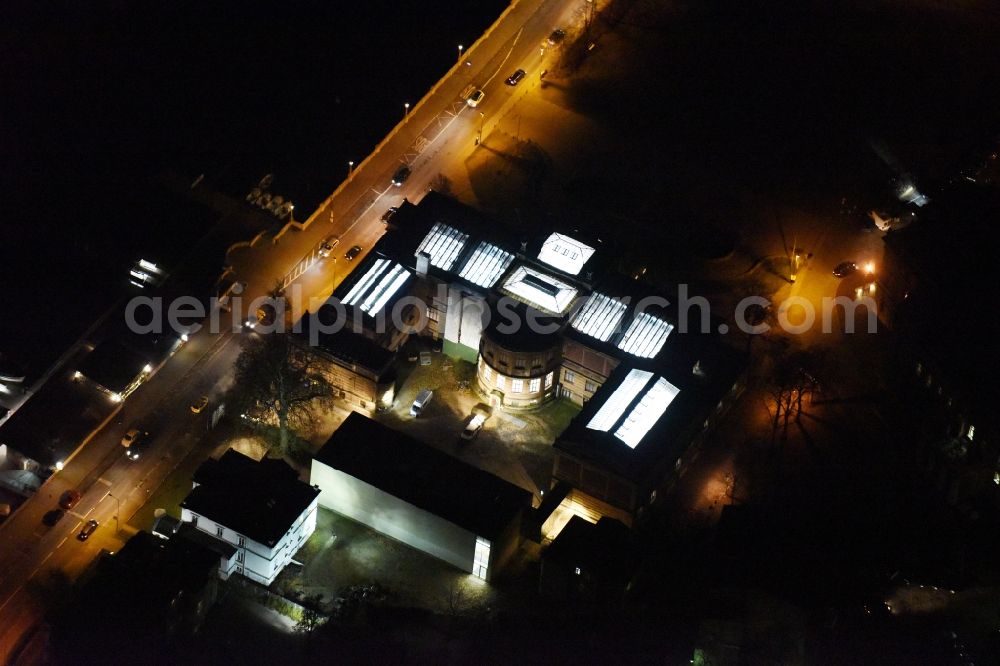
<box><xmin>477</xmin><ymin>316</ymin><xmax>562</xmax><ymax>411</ymax></box>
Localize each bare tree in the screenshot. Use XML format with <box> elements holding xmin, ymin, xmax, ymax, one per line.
<box><xmin>228</xmin><ymin>334</ymin><xmax>335</xmax><ymax>456</ymax></box>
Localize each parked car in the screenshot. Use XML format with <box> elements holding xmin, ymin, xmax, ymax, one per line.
<box><xmin>345</xmin><ymin>245</ymin><xmax>363</xmax><ymax>261</ymax></box>
<box><xmin>391</xmin><ymin>165</ymin><xmax>411</xmax><ymax>187</ymax></box>
<box><xmin>77</xmin><ymin>519</ymin><xmax>99</xmax><ymax>541</ymax></box>
<box><xmin>381</xmin><ymin>207</ymin><xmax>399</xmax><ymax>224</ymax></box>
<box><xmin>59</xmin><ymin>490</ymin><xmax>82</xmax><ymax>510</ymax></box>
<box><xmin>547</xmin><ymin>28</ymin><xmax>566</xmax><ymax>45</ymax></box>
<box><xmin>466</xmin><ymin>89</ymin><xmax>485</xmax><ymax>108</ymax></box>
<box><xmin>43</xmin><ymin>509</ymin><xmax>65</xmax><ymax>527</ymax></box>
<box><xmin>833</xmin><ymin>261</ymin><xmax>858</xmax><ymax>278</ymax></box>
<box><xmin>410</xmin><ymin>389</ymin><xmax>434</xmax><ymax>417</ymax></box>
<box><xmin>319</xmin><ymin>236</ymin><xmax>340</xmax><ymax>258</ymax></box>
<box><xmin>190</xmin><ymin>395</ymin><xmax>209</xmax><ymax>414</ymax></box>
<box><xmin>460</xmin><ymin>412</ymin><xmax>487</xmax><ymax>441</ymax></box>
<box><xmin>505</xmin><ymin>69</ymin><xmax>526</xmax><ymax>86</ymax></box>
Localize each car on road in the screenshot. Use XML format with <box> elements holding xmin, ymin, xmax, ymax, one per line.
<box><xmin>319</xmin><ymin>236</ymin><xmax>340</xmax><ymax>258</ymax></box>
<box><xmin>381</xmin><ymin>207</ymin><xmax>399</xmax><ymax>224</ymax></box>
<box><xmin>391</xmin><ymin>165</ymin><xmax>411</xmax><ymax>187</ymax></box>
<box><xmin>460</xmin><ymin>412</ymin><xmax>487</xmax><ymax>441</ymax></box>
<box><xmin>833</xmin><ymin>261</ymin><xmax>858</xmax><ymax>278</ymax></box>
<box><xmin>126</xmin><ymin>433</ymin><xmax>152</xmax><ymax>461</ymax></box>
<box><xmin>43</xmin><ymin>509</ymin><xmax>65</xmax><ymax>527</ymax></box>
<box><xmin>345</xmin><ymin>245</ymin><xmax>363</xmax><ymax>261</ymax></box>
<box><xmin>505</xmin><ymin>69</ymin><xmax>526</xmax><ymax>86</ymax></box>
<box><xmin>121</xmin><ymin>428</ymin><xmax>142</xmax><ymax>447</ymax></box>
<box><xmin>190</xmin><ymin>395</ymin><xmax>209</xmax><ymax>414</ymax></box>
<box><xmin>466</xmin><ymin>89</ymin><xmax>485</xmax><ymax>108</ymax></box>
<box><xmin>77</xmin><ymin>519</ymin><xmax>99</xmax><ymax>541</ymax></box>
<box><xmin>59</xmin><ymin>490</ymin><xmax>82</xmax><ymax>510</ymax></box>
<box><xmin>547</xmin><ymin>28</ymin><xmax>566</xmax><ymax>45</ymax></box>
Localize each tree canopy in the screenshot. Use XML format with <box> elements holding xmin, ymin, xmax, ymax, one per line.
<box><xmin>227</xmin><ymin>333</ymin><xmax>335</xmax><ymax>456</ymax></box>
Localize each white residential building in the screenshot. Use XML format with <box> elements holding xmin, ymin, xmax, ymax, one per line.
<box><xmin>180</xmin><ymin>450</ymin><xmax>319</xmax><ymax>586</ymax></box>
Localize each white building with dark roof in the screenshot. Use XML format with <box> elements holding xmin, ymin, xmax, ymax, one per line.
<box><xmin>180</xmin><ymin>450</ymin><xmax>319</xmax><ymax>585</ymax></box>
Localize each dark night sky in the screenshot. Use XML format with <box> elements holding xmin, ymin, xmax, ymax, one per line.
<box><xmin>0</xmin><ymin>0</ymin><xmax>506</xmax><ymax>377</ymax></box>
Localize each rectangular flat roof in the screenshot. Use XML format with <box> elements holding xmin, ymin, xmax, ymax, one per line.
<box><xmin>314</xmin><ymin>413</ymin><xmax>532</xmax><ymax>539</ymax></box>
<box><xmin>182</xmin><ymin>450</ymin><xmax>318</xmax><ymax>547</ymax></box>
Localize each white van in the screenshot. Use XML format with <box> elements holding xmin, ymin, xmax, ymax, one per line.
<box><xmin>410</xmin><ymin>389</ymin><xmax>433</xmax><ymax>417</ymax></box>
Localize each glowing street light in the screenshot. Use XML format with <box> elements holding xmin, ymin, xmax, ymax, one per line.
<box><xmin>864</xmin><ymin>261</ymin><xmax>875</xmax><ymax>275</ymax></box>
<box><xmin>458</xmin><ymin>44</ymin><xmax>464</xmax><ymax>60</ymax></box>
<box><xmin>348</xmin><ymin>160</ymin><xmax>354</xmax><ymax>179</ymax></box>
<box><xmin>403</xmin><ymin>102</ymin><xmax>410</xmax><ymax>118</ymax></box>
<box><xmin>55</xmin><ymin>461</ymin><xmax>64</xmax><ymax>471</ymax></box>
<box><xmin>107</xmin><ymin>492</ymin><xmax>121</xmax><ymax>533</ymax></box>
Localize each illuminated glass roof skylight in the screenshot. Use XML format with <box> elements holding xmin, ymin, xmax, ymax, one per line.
<box><xmin>457</xmin><ymin>241</ymin><xmax>514</xmax><ymax>288</ymax></box>
<box><xmin>415</xmin><ymin>222</ymin><xmax>469</xmax><ymax>271</ymax></box>
<box><xmin>536</xmin><ymin>233</ymin><xmax>595</xmax><ymax>276</ymax></box>
<box><xmin>587</xmin><ymin>369</ymin><xmax>652</xmax><ymax>433</ymax></box>
<box><xmin>616</xmin><ymin>313</ymin><xmax>673</xmax><ymax>358</ymax></box>
<box><xmin>586</xmin><ymin>369</ymin><xmax>680</xmax><ymax>449</ymax></box>
<box><xmin>614</xmin><ymin>377</ymin><xmax>679</xmax><ymax>448</ymax></box>
<box><xmin>501</xmin><ymin>265</ymin><xmax>578</xmax><ymax>314</ymax></box>
<box><xmin>342</xmin><ymin>259</ymin><xmax>411</xmax><ymax>314</ymax></box>
<box><xmin>571</xmin><ymin>292</ymin><xmax>627</xmax><ymax>342</ymax></box>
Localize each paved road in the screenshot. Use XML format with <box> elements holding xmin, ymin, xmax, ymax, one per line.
<box><xmin>228</xmin><ymin>0</ymin><xmax>589</xmax><ymax>316</ymax></box>
<box><xmin>0</xmin><ymin>0</ymin><xmax>594</xmax><ymax>661</ymax></box>
<box><xmin>0</xmin><ymin>324</ymin><xmax>241</xmax><ymax>663</ymax></box>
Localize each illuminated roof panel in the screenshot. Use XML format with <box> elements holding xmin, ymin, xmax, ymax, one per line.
<box><xmin>570</xmin><ymin>292</ymin><xmax>627</xmax><ymax>342</ymax></box>
<box><xmin>342</xmin><ymin>258</ymin><xmax>389</xmax><ymax>306</ymax></box>
<box><xmin>587</xmin><ymin>369</ymin><xmax>652</xmax><ymax>433</ymax></box>
<box><xmin>536</xmin><ymin>233</ymin><xmax>595</xmax><ymax>276</ymax></box>
<box><xmin>458</xmin><ymin>242</ymin><xmax>515</xmax><ymax>288</ymax></box>
<box><xmin>586</xmin><ymin>369</ymin><xmax>681</xmax><ymax>450</ymax></box>
<box><xmin>343</xmin><ymin>259</ymin><xmax>411</xmax><ymax>314</ymax></box>
<box><xmin>616</xmin><ymin>313</ymin><xmax>673</xmax><ymax>358</ymax></box>
<box><xmin>501</xmin><ymin>265</ymin><xmax>578</xmax><ymax>314</ymax></box>
<box><xmin>415</xmin><ymin>222</ymin><xmax>469</xmax><ymax>271</ymax></box>
<box><xmin>614</xmin><ymin>377</ymin><xmax>679</xmax><ymax>448</ymax></box>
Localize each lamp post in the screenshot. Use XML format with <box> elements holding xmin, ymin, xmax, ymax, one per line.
<box><xmin>404</xmin><ymin>102</ymin><xmax>410</xmax><ymax>119</ymax></box>
<box><xmin>458</xmin><ymin>44</ymin><xmax>464</xmax><ymax>61</ymax></box>
<box><xmin>476</xmin><ymin>112</ymin><xmax>485</xmax><ymax>145</ymax></box>
<box><xmin>347</xmin><ymin>161</ymin><xmax>354</xmax><ymax>179</ymax></box>
<box><xmin>107</xmin><ymin>492</ymin><xmax>120</xmax><ymax>534</ymax></box>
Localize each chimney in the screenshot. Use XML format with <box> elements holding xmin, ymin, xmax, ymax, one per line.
<box><xmin>415</xmin><ymin>251</ymin><xmax>431</xmax><ymax>277</ymax></box>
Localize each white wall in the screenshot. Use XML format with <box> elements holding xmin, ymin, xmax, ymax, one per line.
<box><xmin>311</xmin><ymin>460</ymin><xmax>477</xmax><ymax>574</ymax></box>
<box><xmin>181</xmin><ymin>497</ymin><xmax>318</xmax><ymax>586</ymax></box>
<box><xmin>444</xmin><ymin>285</ymin><xmax>485</xmax><ymax>351</ymax></box>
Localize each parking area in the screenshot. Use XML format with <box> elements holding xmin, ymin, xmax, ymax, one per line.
<box><xmin>276</xmin><ymin>508</ymin><xmax>496</xmax><ymax>614</ymax></box>
<box><xmin>375</xmin><ymin>347</ymin><xmax>578</xmax><ymax>499</ymax></box>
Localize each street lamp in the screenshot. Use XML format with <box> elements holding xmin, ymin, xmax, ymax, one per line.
<box><xmin>458</xmin><ymin>44</ymin><xmax>464</xmax><ymax>60</ymax></box>
<box><xmin>348</xmin><ymin>161</ymin><xmax>354</xmax><ymax>179</ymax></box>
<box><xmin>476</xmin><ymin>112</ymin><xmax>485</xmax><ymax>145</ymax></box>
<box><xmin>107</xmin><ymin>492</ymin><xmax>121</xmax><ymax>534</ymax></box>
<box><xmin>404</xmin><ymin>102</ymin><xmax>410</xmax><ymax>118</ymax></box>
